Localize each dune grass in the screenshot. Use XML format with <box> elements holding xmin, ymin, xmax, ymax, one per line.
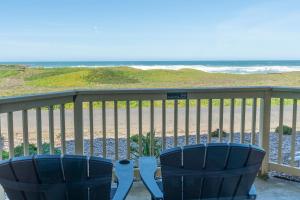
<box><xmin>0</xmin><ymin>70</ymin><xmax>20</xmax><ymax>78</ymax></box>
<box><xmin>26</xmin><ymin>70</ymin><xmax>90</xmax><ymax>87</ymax></box>
<box><xmin>20</xmin><ymin>67</ymin><xmax>300</xmax><ymax>88</ymax></box>
<box><xmin>0</xmin><ymin>65</ymin><xmax>299</xmax><ymax>108</ymax></box>
<box><xmin>0</xmin><ymin>64</ymin><xmax>22</xmax><ymax>78</ymax></box>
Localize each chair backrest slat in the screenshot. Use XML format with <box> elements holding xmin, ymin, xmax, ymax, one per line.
<box><xmin>35</xmin><ymin>155</ymin><xmax>65</xmax><ymax>200</ymax></box>
<box><xmin>160</xmin><ymin>147</ymin><xmax>182</xmax><ymax>200</ymax></box>
<box><xmin>62</xmin><ymin>155</ymin><xmax>88</xmax><ymax>200</ymax></box>
<box><xmin>200</xmin><ymin>143</ymin><xmax>229</xmax><ymax>199</ymax></box>
<box><xmin>0</xmin><ymin>160</ymin><xmax>24</xmax><ymax>200</ymax></box>
<box><xmin>235</xmin><ymin>146</ymin><xmax>265</xmax><ymax>197</ymax></box>
<box><xmin>89</xmin><ymin>157</ymin><xmax>113</xmax><ymax>200</ymax></box>
<box><xmin>11</xmin><ymin>156</ymin><xmax>40</xmax><ymax>200</ymax></box>
<box><xmin>218</xmin><ymin>144</ymin><xmax>251</xmax><ymax>198</ymax></box>
<box><xmin>182</xmin><ymin>144</ymin><xmax>205</xmax><ymax>200</ymax></box>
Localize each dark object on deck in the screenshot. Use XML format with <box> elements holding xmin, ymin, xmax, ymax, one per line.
<box><xmin>139</xmin><ymin>143</ymin><xmax>265</xmax><ymax>200</ymax></box>
<box><xmin>0</xmin><ymin>155</ymin><xmax>133</xmax><ymax>200</ymax></box>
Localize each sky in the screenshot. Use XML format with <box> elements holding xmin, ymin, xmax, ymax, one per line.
<box><xmin>0</xmin><ymin>0</ymin><xmax>300</xmax><ymax>61</ymax></box>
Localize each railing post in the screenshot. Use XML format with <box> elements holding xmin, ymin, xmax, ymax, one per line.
<box><xmin>259</xmin><ymin>91</ymin><xmax>271</xmax><ymax>175</ymax></box>
<box><xmin>74</xmin><ymin>95</ymin><xmax>83</xmax><ymax>155</ymax></box>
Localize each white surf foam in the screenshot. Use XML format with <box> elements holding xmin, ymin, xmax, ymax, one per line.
<box><xmin>32</xmin><ymin>64</ymin><xmax>300</xmax><ymax>74</ymax></box>
<box><xmin>129</xmin><ymin>65</ymin><xmax>300</xmax><ymax>74</ymax></box>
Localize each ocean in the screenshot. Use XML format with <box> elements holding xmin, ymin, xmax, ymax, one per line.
<box><xmin>2</xmin><ymin>60</ymin><xmax>300</xmax><ymax>74</ymax></box>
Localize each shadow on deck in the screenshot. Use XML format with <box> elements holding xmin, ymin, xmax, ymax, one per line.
<box><xmin>126</xmin><ymin>177</ymin><xmax>300</xmax><ymax>200</ymax></box>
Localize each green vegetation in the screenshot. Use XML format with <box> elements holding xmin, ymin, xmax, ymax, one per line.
<box><xmin>0</xmin><ymin>65</ymin><xmax>300</xmax><ymax>108</ymax></box>
<box><xmin>25</xmin><ymin>68</ymin><xmax>77</xmax><ymax>81</ymax></box>
<box><xmin>130</xmin><ymin>132</ymin><xmax>162</xmax><ymax>158</ymax></box>
<box><xmin>0</xmin><ymin>70</ymin><xmax>20</xmax><ymax>78</ymax></box>
<box><xmin>0</xmin><ymin>65</ymin><xmax>22</xmax><ymax>78</ymax></box>
<box><xmin>275</xmin><ymin>125</ymin><xmax>293</xmax><ymax>135</ymax></box>
<box><xmin>85</xmin><ymin>67</ymin><xmax>140</xmax><ymax>84</ymax></box>
<box><xmin>25</xmin><ymin>68</ymin><xmax>90</xmax><ymax>87</ymax></box>
<box><xmin>211</xmin><ymin>129</ymin><xmax>228</xmax><ymax>137</ymax></box>
<box><xmin>1</xmin><ymin>143</ymin><xmax>61</xmax><ymax>160</ymax></box>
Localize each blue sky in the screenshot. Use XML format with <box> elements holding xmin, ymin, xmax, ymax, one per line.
<box><xmin>0</xmin><ymin>0</ymin><xmax>300</xmax><ymax>61</ymax></box>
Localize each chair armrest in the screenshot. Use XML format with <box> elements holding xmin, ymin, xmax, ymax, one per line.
<box><xmin>112</xmin><ymin>160</ymin><xmax>134</xmax><ymax>200</ymax></box>
<box><xmin>139</xmin><ymin>157</ymin><xmax>164</xmax><ymax>200</ymax></box>
<box><xmin>248</xmin><ymin>184</ymin><xmax>257</xmax><ymax>199</ymax></box>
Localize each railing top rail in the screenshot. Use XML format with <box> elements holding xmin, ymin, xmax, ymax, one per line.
<box><xmin>0</xmin><ymin>86</ymin><xmax>299</xmax><ymax>107</ymax></box>
<box><xmin>271</xmin><ymin>87</ymin><xmax>300</xmax><ymax>92</ymax></box>
<box><xmin>0</xmin><ymin>90</ymin><xmax>76</xmax><ymax>104</ymax></box>
<box><xmin>77</xmin><ymin>86</ymin><xmax>273</xmax><ymax>95</ymax></box>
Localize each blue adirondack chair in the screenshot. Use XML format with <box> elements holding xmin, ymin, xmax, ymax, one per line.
<box><xmin>0</xmin><ymin>155</ymin><xmax>133</xmax><ymax>200</ymax></box>
<box><xmin>139</xmin><ymin>143</ymin><xmax>265</xmax><ymax>200</ymax></box>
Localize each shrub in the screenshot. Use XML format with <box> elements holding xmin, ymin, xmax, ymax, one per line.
<box><xmin>275</xmin><ymin>125</ymin><xmax>292</xmax><ymax>135</ymax></box>
<box><xmin>130</xmin><ymin>132</ymin><xmax>162</xmax><ymax>158</ymax></box>
<box><xmin>1</xmin><ymin>143</ymin><xmax>61</xmax><ymax>160</ymax></box>
<box><xmin>211</xmin><ymin>129</ymin><xmax>228</xmax><ymax>137</ymax></box>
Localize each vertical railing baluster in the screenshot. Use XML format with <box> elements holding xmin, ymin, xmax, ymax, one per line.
<box><xmin>208</xmin><ymin>99</ymin><xmax>212</xmax><ymax>143</ymax></box>
<box><xmin>196</xmin><ymin>99</ymin><xmax>201</xmax><ymax>144</ymax></box>
<box><xmin>278</xmin><ymin>98</ymin><xmax>284</xmax><ymax>164</ymax></box>
<box><xmin>174</xmin><ymin>100</ymin><xmax>178</xmax><ymax>147</ymax></box>
<box><xmin>240</xmin><ymin>98</ymin><xmax>246</xmax><ymax>143</ymax></box>
<box><xmin>60</xmin><ymin>104</ymin><xmax>66</xmax><ymax>155</ymax></box>
<box><xmin>126</xmin><ymin>100</ymin><xmax>130</xmax><ymax>159</ymax></box>
<box><xmin>102</xmin><ymin>101</ymin><xmax>107</xmax><ymax>158</ymax></box>
<box><xmin>36</xmin><ymin>108</ymin><xmax>42</xmax><ymax>154</ymax></box>
<box><xmin>290</xmin><ymin>99</ymin><xmax>297</xmax><ymax>166</ymax></box>
<box><xmin>49</xmin><ymin>106</ymin><xmax>54</xmax><ymax>155</ymax></box>
<box><xmin>230</xmin><ymin>98</ymin><xmax>235</xmax><ymax>142</ymax></box>
<box><xmin>114</xmin><ymin>101</ymin><xmax>118</xmax><ymax>160</ymax></box>
<box><xmin>150</xmin><ymin>100</ymin><xmax>154</xmax><ymax>156</ymax></box>
<box><xmin>185</xmin><ymin>99</ymin><xmax>190</xmax><ymax>145</ymax></box>
<box><xmin>7</xmin><ymin>112</ymin><xmax>14</xmax><ymax>158</ymax></box>
<box><xmin>138</xmin><ymin>100</ymin><xmax>143</xmax><ymax>156</ymax></box>
<box><xmin>22</xmin><ymin>110</ymin><xmax>29</xmax><ymax>156</ymax></box>
<box><xmin>251</xmin><ymin>98</ymin><xmax>257</xmax><ymax>145</ymax></box>
<box><xmin>89</xmin><ymin>102</ymin><xmax>94</xmax><ymax>156</ymax></box>
<box><xmin>162</xmin><ymin>100</ymin><xmax>166</xmax><ymax>150</ymax></box>
<box><xmin>219</xmin><ymin>99</ymin><xmax>224</xmax><ymax>142</ymax></box>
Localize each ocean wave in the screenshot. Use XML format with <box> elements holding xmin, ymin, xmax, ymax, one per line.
<box><xmin>25</xmin><ymin>63</ymin><xmax>300</xmax><ymax>74</ymax></box>
<box><xmin>128</xmin><ymin>65</ymin><xmax>204</xmax><ymax>71</ymax></box>
<box><xmin>129</xmin><ymin>65</ymin><xmax>300</xmax><ymax>74</ymax></box>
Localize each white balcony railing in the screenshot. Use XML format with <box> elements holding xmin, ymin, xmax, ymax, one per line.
<box><xmin>0</xmin><ymin>87</ymin><xmax>299</xmax><ymax>177</ymax></box>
